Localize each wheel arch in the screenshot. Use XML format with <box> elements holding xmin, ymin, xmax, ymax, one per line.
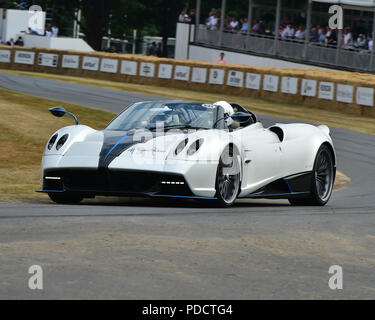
<box><xmin>321</xmin><ymin>141</ymin><xmax>337</xmax><ymax>181</ymax></box>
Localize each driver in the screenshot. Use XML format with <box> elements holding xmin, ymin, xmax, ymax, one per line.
<box><xmin>213</xmin><ymin>101</ymin><xmax>234</xmax><ymax>127</ymax></box>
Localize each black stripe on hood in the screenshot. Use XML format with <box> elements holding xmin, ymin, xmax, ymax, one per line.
<box><xmin>99</xmin><ymin>130</ymin><xmax>152</xmax><ymax>168</ymax></box>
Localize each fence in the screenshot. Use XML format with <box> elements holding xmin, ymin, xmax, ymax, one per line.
<box><xmin>196</xmin><ymin>28</ymin><xmax>375</xmax><ymax>72</ymax></box>
<box><xmin>0</xmin><ymin>45</ymin><xmax>374</xmax><ymax>118</ymax></box>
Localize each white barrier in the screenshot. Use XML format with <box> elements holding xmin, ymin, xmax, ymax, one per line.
<box><xmin>1</xmin><ymin>48</ymin><xmax>374</xmax><ymax>109</ymax></box>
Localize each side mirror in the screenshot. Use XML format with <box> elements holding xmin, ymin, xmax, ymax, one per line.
<box><xmin>49</xmin><ymin>107</ymin><xmax>67</xmax><ymax>117</ymax></box>
<box><xmin>231</xmin><ymin>112</ymin><xmax>252</xmax><ymax>123</ymax></box>
<box><xmin>49</xmin><ymin>107</ymin><xmax>79</xmax><ymax>125</ymax></box>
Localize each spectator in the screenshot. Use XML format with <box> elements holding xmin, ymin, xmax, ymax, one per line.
<box><xmin>15</xmin><ymin>1</ymin><xmax>27</xmax><ymax>10</ymax></box>
<box><xmin>240</xmin><ymin>18</ymin><xmax>248</xmax><ymax>34</ymax></box>
<box><xmin>147</xmin><ymin>42</ymin><xmax>157</xmax><ymax>56</ymax></box>
<box><xmin>45</xmin><ymin>24</ymin><xmax>52</xmax><ymax>37</ymax></box>
<box><xmin>228</xmin><ymin>17</ymin><xmax>239</xmax><ymax>32</ymax></box>
<box><xmin>368</xmin><ymin>33</ymin><xmax>373</xmax><ymax>51</ymax></box>
<box><xmin>294</xmin><ymin>25</ymin><xmax>305</xmax><ymax>42</ymax></box>
<box><xmin>216</xmin><ymin>52</ymin><xmax>226</xmax><ymax>64</ymax></box>
<box><xmin>15</xmin><ymin>36</ymin><xmax>24</xmax><ymax>46</ymax></box>
<box><xmin>178</xmin><ymin>10</ymin><xmax>190</xmax><ymax>23</ymax></box>
<box><xmin>28</xmin><ymin>27</ymin><xmax>43</xmax><ymax>36</ymax></box>
<box><xmin>341</xmin><ymin>27</ymin><xmax>353</xmax><ymax>49</ymax></box>
<box><xmin>189</xmin><ymin>9</ymin><xmax>196</xmax><ymax>25</ymax></box>
<box><xmin>251</xmin><ymin>19</ymin><xmax>260</xmax><ymax>34</ymax></box>
<box><xmin>6</xmin><ymin>38</ymin><xmax>15</xmax><ymax>46</ymax></box>
<box><xmin>324</xmin><ymin>27</ymin><xmax>333</xmax><ymax>46</ymax></box>
<box><xmin>281</xmin><ymin>23</ymin><xmax>294</xmax><ymax>40</ymax></box>
<box><xmin>206</xmin><ymin>12</ymin><xmax>218</xmax><ymax>31</ymax></box>
<box><xmin>318</xmin><ymin>27</ymin><xmax>325</xmax><ymax>45</ymax></box>
<box><xmin>354</xmin><ymin>34</ymin><xmax>367</xmax><ymax>50</ymax></box>
<box><xmin>310</xmin><ymin>27</ymin><xmax>319</xmax><ymax>43</ymax></box>
<box><xmin>51</xmin><ymin>23</ymin><xmax>59</xmax><ymax>38</ymax></box>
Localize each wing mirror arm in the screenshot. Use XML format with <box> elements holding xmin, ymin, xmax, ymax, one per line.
<box><xmin>49</xmin><ymin>107</ymin><xmax>79</xmax><ymax>125</ymax></box>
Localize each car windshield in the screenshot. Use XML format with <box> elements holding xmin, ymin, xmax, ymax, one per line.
<box><xmin>105</xmin><ymin>102</ymin><xmax>220</xmax><ymax>131</ymax></box>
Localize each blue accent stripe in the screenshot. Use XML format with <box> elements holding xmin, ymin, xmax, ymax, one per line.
<box><xmin>36</xmin><ymin>190</ymin><xmax>65</xmax><ymax>193</ymax></box>
<box><xmin>104</xmin><ymin>135</ymin><xmax>129</xmax><ymax>161</ymax></box>
<box><xmin>148</xmin><ymin>194</ymin><xmax>217</xmax><ymax>200</ymax></box>
<box><xmin>283</xmin><ymin>178</ymin><xmax>293</xmax><ymax>193</ymax></box>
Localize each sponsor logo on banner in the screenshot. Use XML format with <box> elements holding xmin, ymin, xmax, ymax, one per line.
<box><xmin>281</xmin><ymin>77</ymin><xmax>298</xmax><ymax>94</ymax></box>
<box><xmin>140</xmin><ymin>62</ymin><xmax>155</xmax><ymax>77</ymax></box>
<box><xmin>174</xmin><ymin>66</ymin><xmax>190</xmax><ymax>81</ymax></box>
<box><xmin>263</xmin><ymin>75</ymin><xmax>279</xmax><ymax>92</ymax></box>
<box><xmin>121</xmin><ymin>60</ymin><xmax>137</xmax><ymax>75</ymax></box>
<box><xmin>38</xmin><ymin>53</ymin><xmax>58</xmax><ymax>67</ymax></box>
<box><xmin>227</xmin><ymin>70</ymin><xmax>243</xmax><ymax>87</ymax></box>
<box><xmin>318</xmin><ymin>82</ymin><xmax>334</xmax><ymax>100</ymax></box>
<box><xmin>246</xmin><ymin>73</ymin><xmax>261</xmax><ymax>90</ymax></box>
<box><xmin>0</xmin><ymin>50</ymin><xmax>11</xmax><ymax>63</ymax></box>
<box><xmin>82</xmin><ymin>56</ymin><xmax>99</xmax><ymax>71</ymax></box>
<box><xmin>62</xmin><ymin>55</ymin><xmax>79</xmax><ymax>69</ymax></box>
<box><xmin>100</xmin><ymin>58</ymin><xmax>118</xmax><ymax>73</ymax></box>
<box><xmin>158</xmin><ymin>64</ymin><xmax>173</xmax><ymax>79</ymax></box>
<box><xmin>14</xmin><ymin>51</ymin><xmax>35</xmax><ymax>65</ymax></box>
<box><xmin>336</xmin><ymin>84</ymin><xmax>353</xmax><ymax>103</ymax></box>
<box><xmin>209</xmin><ymin>69</ymin><xmax>224</xmax><ymax>85</ymax></box>
<box><xmin>191</xmin><ymin>67</ymin><xmax>207</xmax><ymax>83</ymax></box>
<box><xmin>301</xmin><ymin>79</ymin><xmax>317</xmax><ymax>97</ymax></box>
<box><xmin>356</xmin><ymin>87</ymin><xmax>374</xmax><ymax>107</ymax></box>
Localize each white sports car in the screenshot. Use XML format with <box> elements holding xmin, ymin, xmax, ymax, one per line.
<box><xmin>38</xmin><ymin>100</ymin><xmax>336</xmax><ymax>207</ymax></box>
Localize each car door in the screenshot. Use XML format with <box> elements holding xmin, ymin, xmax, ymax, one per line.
<box><xmin>234</xmin><ymin>123</ymin><xmax>282</xmax><ymax>193</ymax></box>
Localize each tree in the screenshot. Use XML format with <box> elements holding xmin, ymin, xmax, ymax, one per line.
<box><xmin>141</xmin><ymin>0</ymin><xmax>185</xmax><ymax>57</ymax></box>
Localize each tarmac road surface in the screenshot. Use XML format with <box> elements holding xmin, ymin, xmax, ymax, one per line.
<box><xmin>0</xmin><ymin>72</ymin><xmax>374</xmax><ymax>299</ymax></box>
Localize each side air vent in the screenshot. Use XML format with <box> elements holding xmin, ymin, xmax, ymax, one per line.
<box><xmin>269</xmin><ymin>127</ymin><xmax>284</xmax><ymax>142</ymax></box>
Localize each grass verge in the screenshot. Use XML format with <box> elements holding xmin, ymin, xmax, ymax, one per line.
<box><xmin>0</xmin><ymin>88</ymin><xmax>113</xmax><ymax>203</ymax></box>
<box><xmin>1</xmin><ymin>69</ymin><xmax>375</xmax><ymax>135</ymax></box>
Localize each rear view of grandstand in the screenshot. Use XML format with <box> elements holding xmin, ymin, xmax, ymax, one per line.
<box><xmin>189</xmin><ymin>0</ymin><xmax>375</xmax><ymax>72</ymax></box>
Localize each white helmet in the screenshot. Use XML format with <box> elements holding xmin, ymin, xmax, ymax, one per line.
<box><xmin>213</xmin><ymin>101</ymin><xmax>234</xmax><ymax>126</ymax></box>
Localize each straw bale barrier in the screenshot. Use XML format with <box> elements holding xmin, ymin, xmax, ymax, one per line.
<box><xmin>0</xmin><ymin>45</ymin><xmax>374</xmax><ymax>117</ymax></box>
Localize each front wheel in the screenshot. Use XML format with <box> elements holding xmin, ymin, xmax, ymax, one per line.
<box><xmin>214</xmin><ymin>145</ymin><xmax>241</xmax><ymax>207</ymax></box>
<box><xmin>48</xmin><ymin>192</ymin><xmax>83</xmax><ymax>205</ymax></box>
<box><xmin>289</xmin><ymin>145</ymin><xmax>335</xmax><ymax>206</ymax></box>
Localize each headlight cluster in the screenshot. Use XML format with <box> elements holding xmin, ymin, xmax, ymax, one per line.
<box><xmin>56</xmin><ymin>134</ymin><xmax>69</xmax><ymax>151</ymax></box>
<box><xmin>175</xmin><ymin>138</ymin><xmax>189</xmax><ymax>155</ymax></box>
<box><xmin>47</xmin><ymin>134</ymin><xmax>58</xmax><ymax>150</ymax></box>
<box><xmin>47</xmin><ymin>133</ymin><xmax>69</xmax><ymax>151</ymax></box>
<box><xmin>174</xmin><ymin>138</ymin><xmax>204</xmax><ymax>156</ymax></box>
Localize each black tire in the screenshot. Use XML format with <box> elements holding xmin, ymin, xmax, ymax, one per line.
<box><xmin>289</xmin><ymin>145</ymin><xmax>335</xmax><ymax>206</ymax></box>
<box><xmin>214</xmin><ymin>145</ymin><xmax>241</xmax><ymax>207</ymax></box>
<box><xmin>48</xmin><ymin>192</ymin><xmax>83</xmax><ymax>205</ymax></box>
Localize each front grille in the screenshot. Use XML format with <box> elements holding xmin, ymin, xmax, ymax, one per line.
<box><xmin>43</xmin><ymin>169</ymin><xmax>191</xmax><ymax>196</ymax></box>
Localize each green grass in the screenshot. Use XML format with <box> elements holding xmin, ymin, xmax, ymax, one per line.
<box><xmin>0</xmin><ymin>88</ymin><xmax>114</xmax><ymax>203</ymax></box>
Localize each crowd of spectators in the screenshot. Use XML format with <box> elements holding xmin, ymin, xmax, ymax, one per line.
<box><xmin>1</xmin><ymin>22</ymin><xmax>59</xmax><ymax>47</ymax></box>
<box><xmin>146</xmin><ymin>41</ymin><xmax>162</xmax><ymax>57</ymax></box>
<box><xmin>277</xmin><ymin>20</ymin><xmax>374</xmax><ymax>52</ymax></box>
<box><xmin>27</xmin><ymin>23</ymin><xmax>59</xmax><ymax>37</ymax></box>
<box><xmin>191</xmin><ymin>8</ymin><xmax>375</xmax><ymax>53</ymax></box>
<box><xmin>0</xmin><ymin>36</ymin><xmax>24</xmax><ymax>46</ymax></box>
<box><xmin>178</xmin><ymin>9</ymin><xmax>196</xmax><ymax>25</ymax></box>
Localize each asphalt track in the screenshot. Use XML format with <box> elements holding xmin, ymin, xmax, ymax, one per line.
<box><xmin>0</xmin><ymin>72</ymin><xmax>374</xmax><ymax>299</ymax></box>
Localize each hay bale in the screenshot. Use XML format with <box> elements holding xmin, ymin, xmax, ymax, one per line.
<box><xmin>0</xmin><ymin>46</ymin><xmax>375</xmax><ymax>117</ymax></box>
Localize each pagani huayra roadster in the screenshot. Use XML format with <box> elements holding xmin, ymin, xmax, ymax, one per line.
<box><xmin>38</xmin><ymin>101</ymin><xmax>336</xmax><ymax>207</ymax></box>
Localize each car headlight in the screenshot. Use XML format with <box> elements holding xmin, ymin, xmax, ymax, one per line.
<box><xmin>187</xmin><ymin>139</ymin><xmax>204</xmax><ymax>156</ymax></box>
<box><xmin>48</xmin><ymin>134</ymin><xmax>58</xmax><ymax>150</ymax></box>
<box><xmin>56</xmin><ymin>134</ymin><xmax>69</xmax><ymax>151</ymax></box>
<box><xmin>174</xmin><ymin>138</ymin><xmax>189</xmax><ymax>155</ymax></box>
